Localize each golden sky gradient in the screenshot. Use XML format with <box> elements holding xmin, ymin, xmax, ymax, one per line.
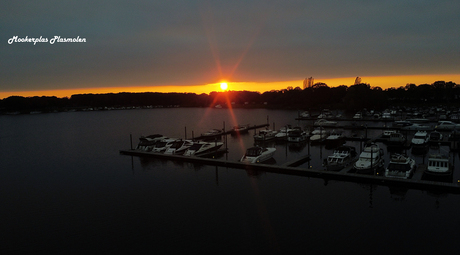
<box><xmin>1</xmin><ymin>74</ymin><xmax>459</xmax><ymax>99</ymax></box>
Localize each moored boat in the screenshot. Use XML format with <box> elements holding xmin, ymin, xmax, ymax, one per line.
<box><xmin>136</xmin><ymin>134</ymin><xmax>168</xmax><ymax>151</ymax></box>
<box><xmin>424</xmin><ymin>153</ymin><xmax>452</xmax><ymax>177</ymax></box>
<box><xmin>287</xmin><ymin>127</ymin><xmax>308</xmax><ymax>142</ymax></box>
<box><xmin>411</xmin><ymin>131</ymin><xmax>429</xmax><ymax>147</ymax></box>
<box><xmin>152</xmin><ymin>138</ymin><xmax>179</xmax><ymax>153</ymax></box>
<box><xmin>387</xmin><ymin>131</ymin><xmax>407</xmax><ymax>146</ymax></box>
<box><xmin>323</xmin><ymin>146</ymin><xmax>358</xmax><ymax>171</ymax></box>
<box><xmin>183</xmin><ymin>141</ymin><xmax>224</xmax><ymax>156</ymax></box>
<box><xmin>325</xmin><ymin>130</ymin><xmax>345</xmax><ymax>147</ymax></box>
<box><xmin>353</xmin><ymin>143</ymin><xmax>385</xmax><ymax>174</ymax></box>
<box><xmin>428</xmin><ymin>131</ymin><xmax>443</xmax><ymax>143</ymax></box>
<box><xmin>164</xmin><ymin>139</ymin><xmax>194</xmax><ymax>155</ymax></box>
<box><xmin>201</xmin><ymin>129</ymin><xmax>223</xmax><ymax>139</ymax></box>
<box><xmin>240</xmin><ymin>146</ymin><xmax>276</xmax><ymax>163</ymax></box>
<box><xmin>309</xmin><ymin>128</ymin><xmax>329</xmax><ymax>143</ymax></box>
<box><xmin>384</xmin><ymin>154</ymin><xmax>416</xmax><ymax>179</ymax></box>
<box><xmin>314</xmin><ymin>119</ymin><xmax>337</xmax><ymax>127</ymax></box>
<box><xmin>254</xmin><ymin>129</ymin><xmax>277</xmax><ymax>141</ymax></box>
<box><xmin>231</xmin><ymin>125</ymin><xmax>249</xmax><ymax>135</ymax></box>
<box><xmin>275</xmin><ymin>125</ymin><xmax>294</xmax><ymax>140</ymax></box>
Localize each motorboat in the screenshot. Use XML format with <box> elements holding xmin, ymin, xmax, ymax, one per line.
<box><xmin>200</xmin><ymin>129</ymin><xmax>223</xmax><ymax>138</ymax></box>
<box><xmin>231</xmin><ymin>125</ymin><xmax>249</xmax><ymax>135</ymax></box>
<box><xmin>411</xmin><ymin>131</ymin><xmax>429</xmax><ymax>147</ymax></box>
<box><xmin>393</xmin><ymin>121</ymin><xmax>431</xmax><ymax>131</ymax></box>
<box><xmin>314</xmin><ymin>119</ymin><xmax>337</xmax><ymax>127</ymax></box>
<box><xmin>381</xmin><ymin>130</ymin><xmax>396</xmax><ymax>139</ymax></box>
<box><xmin>300</xmin><ymin>111</ymin><xmax>310</xmax><ymax>118</ymax></box>
<box><xmin>275</xmin><ymin>125</ymin><xmax>294</xmax><ymax>139</ymax></box>
<box><xmin>428</xmin><ymin>131</ymin><xmax>443</xmax><ymax>143</ymax></box>
<box><xmin>240</xmin><ymin>146</ymin><xmax>276</xmax><ymax>163</ymax></box>
<box><xmin>136</xmin><ymin>134</ymin><xmax>167</xmax><ymax>151</ymax></box>
<box><xmin>317</xmin><ymin>109</ymin><xmax>334</xmax><ymax>119</ymax></box>
<box><xmin>309</xmin><ymin>128</ymin><xmax>329</xmax><ymax>143</ymax></box>
<box><xmin>384</xmin><ymin>154</ymin><xmax>416</xmax><ymax>179</ymax></box>
<box><xmin>401</xmin><ymin>123</ymin><xmax>432</xmax><ymax>131</ymax></box>
<box><xmin>323</xmin><ymin>146</ymin><xmax>358</xmax><ymax>171</ymax></box>
<box><xmin>287</xmin><ymin>127</ymin><xmax>308</xmax><ymax>142</ymax></box>
<box><xmin>254</xmin><ymin>129</ymin><xmax>277</xmax><ymax>141</ymax></box>
<box><xmin>353</xmin><ymin>143</ymin><xmax>385</xmax><ymax>174</ymax></box>
<box><xmin>151</xmin><ymin>138</ymin><xmax>178</xmax><ymax>153</ymax></box>
<box><xmin>183</xmin><ymin>141</ymin><xmax>224</xmax><ymax>156</ymax></box>
<box><xmin>387</xmin><ymin>132</ymin><xmax>406</xmax><ymax>146</ymax></box>
<box><xmin>381</xmin><ymin>112</ymin><xmax>392</xmax><ymax>119</ymax></box>
<box><xmin>164</xmin><ymin>139</ymin><xmax>194</xmax><ymax>155</ymax></box>
<box><xmin>448</xmin><ymin>130</ymin><xmax>460</xmax><ymax>150</ymax></box>
<box><xmin>425</xmin><ymin>154</ymin><xmax>452</xmax><ymax>177</ymax></box>
<box><xmin>353</xmin><ymin>112</ymin><xmax>362</xmax><ymax>119</ymax></box>
<box><xmin>325</xmin><ymin>130</ymin><xmax>345</xmax><ymax>147</ymax></box>
<box><xmin>435</xmin><ymin>121</ymin><xmax>460</xmax><ymax>130</ymax></box>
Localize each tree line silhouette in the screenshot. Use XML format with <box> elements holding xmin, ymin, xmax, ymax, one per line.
<box><xmin>1</xmin><ymin>81</ymin><xmax>458</xmax><ymax>114</ymax></box>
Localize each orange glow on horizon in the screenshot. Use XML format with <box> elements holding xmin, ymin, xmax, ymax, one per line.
<box><xmin>1</xmin><ymin>74</ymin><xmax>459</xmax><ymax>99</ymax></box>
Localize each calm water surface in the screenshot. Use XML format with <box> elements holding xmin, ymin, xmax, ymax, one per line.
<box><xmin>1</xmin><ymin>108</ymin><xmax>459</xmax><ymax>254</ymax></box>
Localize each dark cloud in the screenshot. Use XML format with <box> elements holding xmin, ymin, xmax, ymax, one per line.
<box><xmin>1</xmin><ymin>0</ymin><xmax>459</xmax><ymax>91</ymax></box>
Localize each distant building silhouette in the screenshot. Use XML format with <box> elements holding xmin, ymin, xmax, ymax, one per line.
<box><xmin>303</xmin><ymin>77</ymin><xmax>314</xmax><ymax>89</ymax></box>
<box><xmin>354</xmin><ymin>77</ymin><xmax>362</xmax><ymax>85</ymax></box>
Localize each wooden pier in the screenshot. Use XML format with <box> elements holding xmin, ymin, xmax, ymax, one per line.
<box><xmin>120</xmin><ymin>149</ymin><xmax>460</xmax><ymax>194</ymax></box>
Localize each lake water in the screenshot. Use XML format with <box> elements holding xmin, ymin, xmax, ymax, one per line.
<box><xmin>1</xmin><ymin>108</ymin><xmax>459</xmax><ymax>254</ymax></box>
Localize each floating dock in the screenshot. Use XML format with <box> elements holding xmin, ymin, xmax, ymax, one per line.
<box><xmin>120</xmin><ymin>149</ymin><xmax>460</xmax><ymax>194</ymax></box>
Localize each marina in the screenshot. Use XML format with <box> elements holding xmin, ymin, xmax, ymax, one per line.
<box><xmin>3</xmin><ymin>107</ymin><xmax>460</xmax><ymax>254</ymax></box>
<box><xmin>121</xmin><ymin>111</ymin><xmax>460</xmax><ymax>194</ymax></box>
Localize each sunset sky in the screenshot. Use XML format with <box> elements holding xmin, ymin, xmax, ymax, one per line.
<box><xmin>1</xmin><ymin>1</ymin><xmax>459</xmax><ymax>99</ymax></box>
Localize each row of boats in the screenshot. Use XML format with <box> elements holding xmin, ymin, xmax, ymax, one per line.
<box><xmin>254</xmin><ymin>126</ymin><xmax>344</xmax><ymax>145</ymax></box>
<box><xmin>381</xmin><ymin>129</ymin><xmax>460</xmax><ymax>147</ymax></box>
<box><xmin>136</xmin><ymin>134</ymin><xmax>224</xmax><ymax>156</ymax></box>
<box><xmin>323</xmin><ymin>143</ymin><xmax>452</xmax><ymax>179</ymax></box>
<box><xmin>136</xmin><ymin>133</ymin><xmax>277</xmax><ymax>164</ymax></box>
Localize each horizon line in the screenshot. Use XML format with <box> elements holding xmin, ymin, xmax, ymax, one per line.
<box><xmin>1</xmin><ymin>74</ymin><xmax>459</xmax><ymax>99</ymax></box>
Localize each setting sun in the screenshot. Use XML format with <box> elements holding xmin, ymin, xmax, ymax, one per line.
<box><xmin>220</xmin><ymin>82</ymin><xmax>228</xmax><ymax>90</ymax></box>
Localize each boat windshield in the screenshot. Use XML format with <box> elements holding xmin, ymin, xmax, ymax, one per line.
<box><xmin>170</xmin><ymin>141</ymin><xmax>184</xmax><ymax>149</ymax></box>
<box><xmin>189</xmin><ymin>143</ymin><xmax>204</xmax><ymax>150</ymax></box>
<box><xmin>155</xmin><ymin>142</ymin><xmax>168</xmax><ymax>148</ymax></box>
<box><xmin>246</xmin><ymin>148</ymin><xmax>262</xmax><ymax>156</ymax></box>
<box><xmin>428</xmin><ymin>160</ymin><xmax>448</xmax><ymax>168</ymax></box>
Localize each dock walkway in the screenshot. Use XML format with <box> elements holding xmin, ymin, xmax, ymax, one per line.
<box><xmin>120</xmin><ymin>149</ymin><xmax>460</xmax><ymax>194</ymax></box>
